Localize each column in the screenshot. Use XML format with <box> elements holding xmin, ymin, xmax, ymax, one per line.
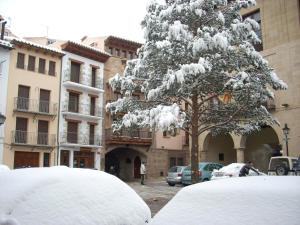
<box><xmin>236</xmin><ymin>148</ymin><xmax>245</xmax><ymax>163</ymax></box>
<box><xmin>94</xmin><ymin>151</ymin><xmax>101</xmax><ymax>170</ymax></box>
<box><xmin>69</xmin><ymin>150</ymin><xmax>74</xmax><ymax>168</ymax></box>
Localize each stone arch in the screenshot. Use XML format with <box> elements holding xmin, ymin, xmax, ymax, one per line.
<box><xmin>104</xmin><ymin>147</ymin><xmax>147</xmax><ymax>181</ymax></box>
<box><xmin>243</xmin><ymin>125</ymin><xmax>280</xmax><ymax>172</ymax></box>
<box><xmin>202</xmin><ymin>132</ymin><xmax>236</xmax><ymax>165</ymax></box>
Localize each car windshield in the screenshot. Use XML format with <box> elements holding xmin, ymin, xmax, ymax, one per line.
<box><xmin>168</xmin><ymin>166</ymin><xmax>184</xmax><ymax>173</ymax></box>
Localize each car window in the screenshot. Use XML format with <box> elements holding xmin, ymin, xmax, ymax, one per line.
<box><xmin>215</xmin><ymin>164</ymin><xmax>223</xmax><ymax>170</ymax></box>
<box><xmin>270</xmin><ymin>158</ymin><xmax>290</xmax><ymax>170</ymax></box>
<box><xmin>204</xmin><ymin>164</ymin><xmax>214</xmax><ymax>172</ymax></box>
<box><xmin>168</xmin><ymin>167</ymin><xmax>178</xmax><ymax>172</ymax></box>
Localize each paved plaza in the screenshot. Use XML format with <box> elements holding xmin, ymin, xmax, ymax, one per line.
<box><xmin>127</xmin><ymin>178</ymin><xmax>183</xmax><ymax>216</ymax></box>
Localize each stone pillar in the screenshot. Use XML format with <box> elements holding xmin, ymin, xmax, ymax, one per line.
<box><xmin>94</xmin><ymin>151</ymin><xmax>101</xmax><ymax>170</ymax></box>
<box><xmin>236</xmin><ymin>148</ymin><xmax>245</xmax><ymax>163</ymax></box>
<box><xmin>69</xmin><ymin>150</ymin><xmax>74</xmax><ymax>168</ymax></box>
<box><xmin>100</xmin><ymin>152</ymin><xmax>105</xmax><ymax>171</ymax></box>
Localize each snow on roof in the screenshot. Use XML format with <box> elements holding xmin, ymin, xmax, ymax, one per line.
<box><xmin>106</xmin><ymin>35</ymin><xmax>143</xmax><ymax>47</ymax></box>
<box><xmin>5</xmin><ymin>36</ymin><xmax>64</xmax><ymax>56</ymax></box>
<box><xmin>64</xmin><ymin>40</ymin><xmax>111</xmax><ymax>57</ymax></box>
<box><xmin>0</xmin><ymin>167</ymin><xmax>151</xmax><ymax>225</ymax></box>
<box><xmin>0</xmin><ymin>39</ymin><xmax>13</xmax><ymax>49</ymax></box>
<box><xmin>151</xmin><ymin>176</ymin><xmax>300</xmax><ymax>225</ymax></box>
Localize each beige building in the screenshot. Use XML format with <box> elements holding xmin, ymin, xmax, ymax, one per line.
<box><xmin>82</xmin><ymin>36</ymin><xmax>188</xmax><ymax>179</ymax></box>
<box><xmin>197</xmin><ymin>0</ymin><xmax>300</xmax><ymax>172</ymax></box>
<box><xmin>2</xmin><ymin>37</ymin><xmax>63</xmax><ymax>169</ymax></box>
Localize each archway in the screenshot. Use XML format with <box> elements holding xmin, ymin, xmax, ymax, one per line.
<box><xmin>203</xmin><ymin>133</ymin><xmax>236</xmax><ymax>165</ymax></box>
<box><xmin>244</xmin><ymin>126</ymin><xmax>280</xmax><ymax>172</ymax></box>
<box><xmin>105</xmin><ymin>147</ymin><xmax>146</xmax><ymax>181</ymax></box>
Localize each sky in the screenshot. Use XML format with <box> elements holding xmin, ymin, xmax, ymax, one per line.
<box><xmin>0</xmin><ymin>0</ymin><xmax>150</xmax><ymax>43</ymax></box>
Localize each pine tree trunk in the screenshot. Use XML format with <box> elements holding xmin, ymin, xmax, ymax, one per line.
<box><xmin>191</xmin><ymin>93</ymin><xmax>199</xmax><ymax>184</ymax></box>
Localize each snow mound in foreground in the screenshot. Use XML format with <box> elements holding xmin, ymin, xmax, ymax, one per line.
<box><xmin>0</xmin><ymin>164</ymin><xmax>10</xmax><ymax>172</ymax></box>
<box><xmin>151</xmin><ymin>176</ymin><xmax>300</xmax><ymax>225</ymax></box>
<box><xmin>0</xmin><ymin>167</ymin><xmax>151</xmax><ymax>225</ymax></box>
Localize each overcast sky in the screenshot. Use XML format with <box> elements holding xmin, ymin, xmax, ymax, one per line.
<box><xmin>0</xmin><ymin>0</ymin><xmax>150</xmax><ymax>43</ymax></box>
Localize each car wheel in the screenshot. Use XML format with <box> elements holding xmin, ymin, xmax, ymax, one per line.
<box><xmin>275</xmin><ymin>165</ymin><xmax>288</xmax><ymax>175</ymax></box>
<box><xmin>202</xmin><ymin>178</ymin><xmax>209</xmax><ymax>182</ymax></box>
<box><xmin>168</xmin><ymin>182</ymin><xmax>175</xmax><ymax>186</ymax></box>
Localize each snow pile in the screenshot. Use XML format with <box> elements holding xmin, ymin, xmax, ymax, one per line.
<box><xmin>151</xmin><ymin>176</ymin><xmax>300</xmax><ymax>225</ymax></box>
<box><xmin>0</xmin><ymin>165</ymin><xmax>10</xmax><ymax>173</ymax></box>
<box><xmin>0</xmin><ymin>167</ymin><xmax>151</xmax><ymax>225</ymax></box>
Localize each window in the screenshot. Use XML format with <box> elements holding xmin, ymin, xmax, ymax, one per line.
<box><xmin>43</xmin><ymin>153</ymin><xmax>50</xmax><ymax>167</ymax></box>
<box><xmin>17</xmin><ymin>53</ymin><xmax>25</xmax><ymax>69</ymax></box>
<box><xmin>39</xmin><ymin>89</ymin><xmax>50</xmax><ymax>113</ymax></box>
<box><xmin>90</xmin><ymin>97</ymin><xmax>96</xmax><ymax>116</ymax></box>
<box><xmin>170</xmin><ymin>157</ymin><xmax>176</xmax><ymax>168</ymax></box>
<box><xmin>68</xmin><ymin>92</ymin><xmax>79</xmax><ymax>113</ymax></box>
<box><xmin>70</xmin><ymin>61</ymin><xmax>80</xmax><ymax>83</ymax></box>
<box><xmin>89</xmin><ymin>124</ymin><xmax>95</xmax><ymax>145</ymax></box>
<box><xmin>219</xmin><ymin>153</ymin><xmax>224</xmax><ymax>161</ymax></box>
<box><xmin>27</xmin><ymin>55</ymin><xmax>35</xmax><ymax>71</ymax></box>
<box><xmin>177</xmin><ymin>158</ymin><xmax>184</xmax><ymax>166</ymax></box>
<box><xmin>109</xmin><ymin>47</ymin><xmax>113</xmax><ymax>54</ymax></box>
<box><xmin>129</xmin><ymin>52</ymin><xmax>134</xmax><ymax>59</ymax></box>
<box><xmin>115</xmin><ymin>49</ymin><xmax>120</xmax><ymax>57</ymax></box>
<box><xmin>38</xmin><ymin>58</ymin><xmax>46</xmax><ymax>74</ymax></box>
<box><xmin>15</xmin><ymin>117</ymin><xmax>28</xmax><ymax>143</ymax></box>
<box><xmin>67</xmin><ymin>122</ymin><xmax>78</xmax><ymax>143</ymax></box>
<box><xmin>38</xmin><ymin>120</ymin><xmax>49</xmax><ymax>145</ymax></box>
<box><xmin>243</xmin><ymin>9</ymin><xmax>263</xmax><ymax>51</ymax></box>
<box><xmin>48</xmin><ymin>61</ymin><xmax>56</xmax><ymax>76</ymax></box>
<box><xmin>91</xmin><ymin>67</ymin><xmax>97</xmax><ymax>87</ymax></box>
<box><xmin>17</xmin><ymin>85</ymin><xmax>30</xmax><ymax>110</ymax></box>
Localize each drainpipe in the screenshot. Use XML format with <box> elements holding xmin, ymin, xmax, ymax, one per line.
<box><xmin>1</xmin><ymin>21</ymin><xmax>7</xmax><ymax>40</ymax></box>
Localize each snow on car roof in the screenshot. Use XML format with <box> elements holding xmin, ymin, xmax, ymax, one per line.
<box><xmin>151</xmin><ymin>176</ymin><xmax>300</xmax><ymax>225</ymax></box>
<box><xmin>0</xmin><ymin>167</ymin><xmax>150</xmax><ymax>225</ymax></box>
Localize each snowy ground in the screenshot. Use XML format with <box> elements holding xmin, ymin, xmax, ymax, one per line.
<box><xmin>150</xmin><ymin>176</ymin><xmax>300</xmax><ymax>225</ymax></box>
<box><xmin>0</xmin><ymin>167</ymin><xmax>151</xmax><ymax>225</ymax></box>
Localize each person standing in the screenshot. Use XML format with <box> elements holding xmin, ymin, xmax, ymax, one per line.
<box><xmin>239</xmin><ymin>161</ymin><xmax>259</xmax><ymax>177</ymax></box>
<box><xmin>140</xmin><ymin>162</ymin><xmax>146</xmax><ymax>185</ymax></box>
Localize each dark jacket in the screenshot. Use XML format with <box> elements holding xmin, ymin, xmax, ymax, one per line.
<box><xmin>239</xmin><ymin>165</ymin><xmax>252</xmax><ymax>177</ymax></box>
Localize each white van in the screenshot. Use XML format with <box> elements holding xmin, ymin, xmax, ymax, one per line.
<box><xmin>268</xmin><ymin>156</ymin><xmax>299</xmax><ymax>176</ymax></box>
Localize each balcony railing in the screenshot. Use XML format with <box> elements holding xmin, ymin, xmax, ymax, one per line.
<box><xmin>11</xmin><ymin>131</ymin><xmax>56</xmax><ymax>147</ymax></box>
<box><xmin>60</xmin><ymin>132</ymin><xmax>102</xmax><ymax>146</ymax></box>
<box><xmin>62</xmin><ymin>101</ymin><xmax>103</xmax><ymax>117</ymax></box>
<box><xmin>64</xmin><ymin>72</ymin><xmax>103</xmax><ymax>89</ymax></box>
<box><xmin>14</xmin><ymin>97</ymin><xmax>58</xmax><ymax>116</ymax></box>
<box><xmin>105</xmin><ymin>128</ymin><xmax>152</xmax><ymax>145</ymax></box>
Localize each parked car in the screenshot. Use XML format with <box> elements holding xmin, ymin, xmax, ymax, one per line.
<box><xmin>181</xmin><ymin>162</ymin><xmax>223</xmax><ymax>185</ymax></box>
<box><xmin>211</xmin><ymin>163</ymin><xmax>264</xmax><ymax>180</ymax></box>
<box><xmin>268</xmin><ymin>156</ymin><xmax>299</xmax><ymax>176</ymax></box>
<box><xmin>166</xmin><ymin>166</ymin><xmax>186</xmax><ymax>186</ymax></box>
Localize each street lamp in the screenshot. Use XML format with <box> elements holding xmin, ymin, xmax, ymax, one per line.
<box><xmin>0</xmin><ymin>113</ymin><xmax>6</xmax><ymax>126</ymax></box>
<box><xmin>282</xmin><ymin>123</ymin><xmax>290</xmax><ymax>156</ymax></box>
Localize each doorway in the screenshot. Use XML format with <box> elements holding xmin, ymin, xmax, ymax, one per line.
<box><xmin>134</xmin><ymin>156</ymin><xmax>141</xmax><ymax>179</ymax></box>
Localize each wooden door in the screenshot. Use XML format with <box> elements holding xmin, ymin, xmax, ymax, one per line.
<box><xmin>39</xmin><ymin>89</ymin><xmax>50</xmax><ymax>113</ymax></box>
<box><xmin>16</xmin><ymin>117</ymin><xmax>28</xmax><ymax>143</ymax></box>
<box><xmin>67</xmin><ymin>122</ymin><xmax>78</xmax><ymax>143</ymax></box>
<box><xmin>73</xmin><ymin>150</ymin><xmax>94</xmax><ymax>168</ymax></box>
<box><xmin>38</xmin><ymin>120</ymin><xmax>48</xmax><ymax>145</ymax></box>
<box><xmin>17</xmin><ymin>85</ymin><xmax>30</xmax><ymax>110</ymax></box>
<box><xmin>134</xmin><ymin>156</ymin><xmax>141</xmax><ymax>179</ymax></box>
<box><xmin>60</xmin><ymin>150</ymin><xmax>70</xmax><ymax>166</ymax></box>
<box><xmin>14</xmin><ymin>151</ymin><xmax>39</xmax><ymax>169</ymax></box>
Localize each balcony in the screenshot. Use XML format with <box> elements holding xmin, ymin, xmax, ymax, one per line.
<box><xmin>105</xmin><ymin>128</ymin><xmax>152</xmax><ymax>146</ymax></box>
<box><xmin>11</xmin><ymin>131</ymin><xmax>56</xmax><ymax>148</ymax></box>
<box><xmin>62</xmin><ymin>102</ymin><xmax>103</xmax><ymax>119</ymax></box>
<box><xmin>60</xmin><ymin>132</ymin><xmax>102</xmax><ymax>147</ymax></box>
<box><xmin>14</xmin><ymin>97</ymin><xmax>58</xmax><ymax>116</ymax></box>
<box><xmin>63</xmin><ymin>72</ymin><xmax>103</xmax><ymax>94</ymax></box>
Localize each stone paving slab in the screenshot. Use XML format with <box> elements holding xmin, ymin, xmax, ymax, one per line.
<box><xmin>127</xmin><ymin>178</ymin><xmax>183</xmax><ymax>216</ymax></box>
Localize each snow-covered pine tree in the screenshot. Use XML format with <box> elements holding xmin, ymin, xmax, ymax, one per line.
<box><xmin>106</xmin><ymin>0</ymin><xmax>287</xmax><ymax>183</ymax></box>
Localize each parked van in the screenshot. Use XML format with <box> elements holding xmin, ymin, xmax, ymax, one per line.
<box><xmin>268</xmin><ymin>156</ymin><xmax>299</xmax><ymax>176</ymax></box>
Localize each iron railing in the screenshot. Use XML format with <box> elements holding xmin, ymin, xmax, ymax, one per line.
<box><xmin>14</xmin><ymin>97</ymin><xmax>58</xmax><ymax>115</ymax></box>
<box><xmin>60</xmin><ymin>132</ymin><xmax>102</xmax><ymax>146</ymax></box>
<box><xmin>11</xmin><ymin>130</ymin><xmax>56</xmax><ymax>146</ymax></box>
<box><xmin>62</xmin><ymin>101</ymin><xmax>103</xmax><ymax>117</ymax></box>
<box><xmin>105</xmin><ymin>128</ymin><xmax>152</xmax><ymax>140</ymax></box>
<box><xmin>64</xmin><ymin>72</ymin><xmax>103</xmax><ymax>89</ymax></box>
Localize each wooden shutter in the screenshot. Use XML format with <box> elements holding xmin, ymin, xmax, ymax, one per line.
<box><xmin>71</xmin><ymin>61</ymin><xmax>80</xmax><ymax>83</ymax></box>
<box><xmin>17</xmin><ymin>85</ymin><xmax>30</xmax><ymax>110</ymax></box>
<box><xmin>68</xmin><ymin>92</ymin><xmax>79</xmax><ymax>113</ymax></box>
<box><xmin>28</xmin><ymin>55</ymin><xmax>35</xmax><ymax>71</ymax></box>
<box><xmin>38</xmin><ymin>58</ymin><xmax>46</xmax><ymax>74</ymax></box>
<box><xmin>17</xmin><ymin>53</ymin><xmax>25</xmax><ymax>69</ymax></box>
<box><xmin>91</xmin><ymin>67</ymin><xmax>96</xmax><ymax>87</ymax></box>
<box><xmin>39</xmin><ymin>89</ymin><xmax>50</xmax><ymax>113</ymax></box>
<box><xmin>48</xmin><ymin>61</ymin><xmax>56</xmax><ymax>76</ymax></box>
<box><xmin>90</xmin><ymin>97</ymin><xmax>95</xmax><ymax>116</ymax></box>
<box><xmin>38</xmin><ymin>120</ymin><xmax>48</xmax><ymax>145</ymax></box>
<box><xmin>67</xmin><ymin>122</ymin><xmax>78</xmax><ymax>143</ymax></box>
<box><xmin>15</xmin><ymin>117</ymin><xmax>28</xmax><ymax>143</ymax></box>
<box><xmin>89</xmin><ymin>124</ymin><xmax>95</xmax><ymax>145</ymax></box>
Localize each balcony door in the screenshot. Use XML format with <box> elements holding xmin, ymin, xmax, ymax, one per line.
<box><xmin>38</xmin><ymin>120</ymin><xmax>49</xmax><ymax>145</ymax></box>
<box><xmin>67</xmin><ymin>122</ymin><xmax>78</xmax><ymax>143</ymax></box>
<box><xmin>91</xmin><ymin>67</ymin><xmax>96</xmax><ymax>87</ymax></box>
<box><xmin>39</xmin><ymin>89</ymin><xmax>50</xmax><ymax>113</ymax></box>
<box><xmin>89</xmin><ymin>124</ymin><xmax>95</xmax><ymax>145</ymax></box>
<box><xmin>17</xmin><ymin>85</ymin><xmax>30</xmax><ymax>110</ymax></box>
<box><xmin>68</xmin><ymin>92</ymin><xmax>79</xmax><ymax>113</ymax></box>
<box><xmin>70</xmin><ymin>61</ymin><xmax>80</xmax><ymax>83</ymax></box>
<box><xmin>90</xmin><ymin>97</ymin><xmax>96</xmax><ymax>116</ymax></box>
<box><xmin>15</xmin><ymin>117</ymin><xmax>28</xmax><ymax>143</ymax></box>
